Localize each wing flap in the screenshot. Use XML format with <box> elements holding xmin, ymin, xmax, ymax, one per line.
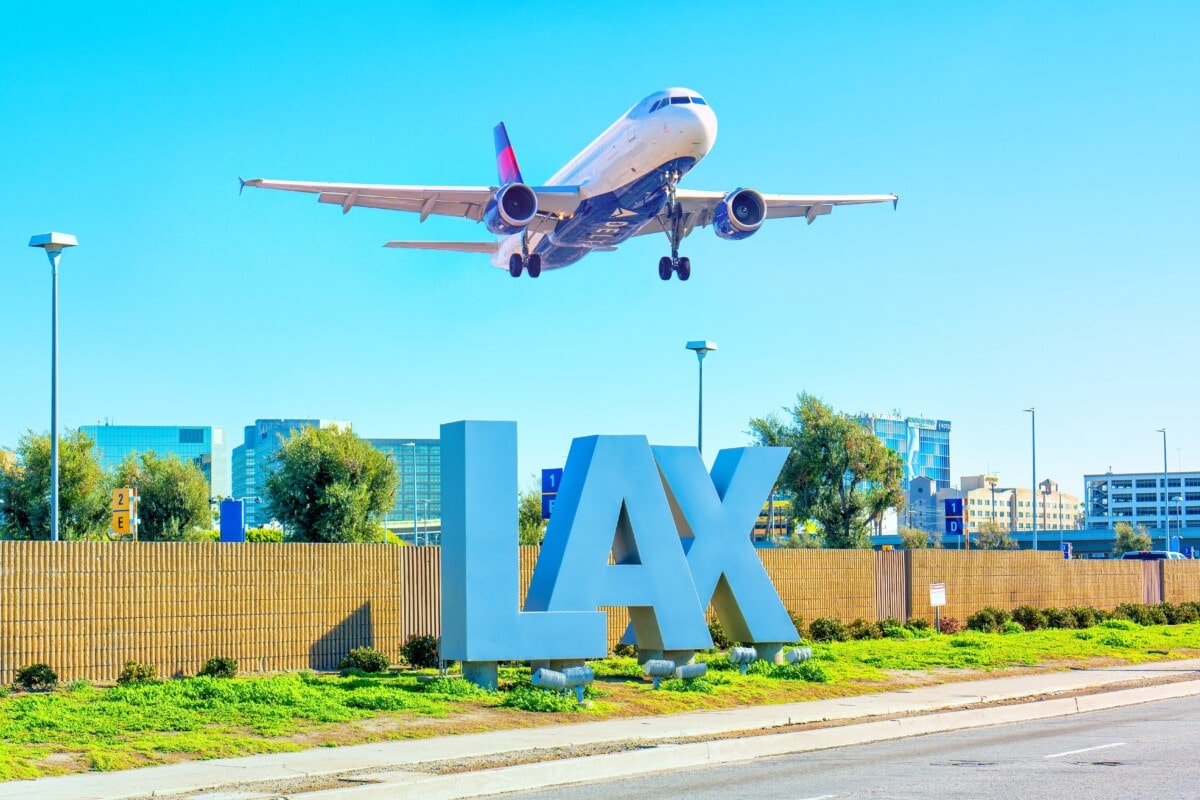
<box><xmin>384</xmin><ymin>240</ymin><xmax>499</xmax><ymax>254</ymax></box>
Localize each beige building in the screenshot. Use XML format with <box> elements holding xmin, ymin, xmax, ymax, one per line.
<box><xmin>936</xmin><ymin>475</ymin><xmax>1081</xmax><ymax>534</ymax></box>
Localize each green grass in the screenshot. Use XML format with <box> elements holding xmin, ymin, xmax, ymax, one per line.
<box><xmin>2</xmin><ymin>623</ymin><xmax>1199</xmax><ymax>781</ymax></box>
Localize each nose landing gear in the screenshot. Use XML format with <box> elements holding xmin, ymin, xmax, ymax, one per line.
<box><xmin>655</xmin><ymin>170</ymin><xmax>691</xmax><ymax>281</ymax></box>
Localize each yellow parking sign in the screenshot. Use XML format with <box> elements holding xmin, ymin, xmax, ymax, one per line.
<box><xmin>112</xmin><ymin>511</ymin><xmax>132</xmax><ymax>535</ymax></box>
<box><xmin>113</xmin><ymin>488</ymin><xmax>132</xmax><ymax>511</ymax></box>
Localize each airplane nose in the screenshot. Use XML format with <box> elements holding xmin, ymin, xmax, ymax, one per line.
<box><xmin>683</xmin><ymin>105</ymin><xmax>718</xmax><ymax>155</ymax></box>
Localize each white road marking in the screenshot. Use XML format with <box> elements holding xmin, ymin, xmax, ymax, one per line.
<box><xmin>1044</xmin><ymin>742</ymin><xmax>1126</xmax><ymax>759</ymax></box>
<box><xmin>796</xmin><ymin>796</ymin><xmax>836</xmax><ymax>800</ymax></box>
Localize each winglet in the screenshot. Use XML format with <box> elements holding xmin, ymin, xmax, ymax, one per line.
<box><xmin>892</xmin><ymin>194</ymin><xmax>899</xmax><ymax>210</ymax></box>
<box><xmin>238</xmin><ymin>176</ymin><xmax>246</xmax><ymax>196</ymax></box>
<box><xmin>493</xmin><ymin>122</ymin><xmax>524</xmax><ymax>185</ymax></box>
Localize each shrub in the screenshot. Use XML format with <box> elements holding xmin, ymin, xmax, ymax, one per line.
<box><xmin>1010</xmin><ymin>605</ymin><xmax>1047</xmax><ymax>631</ymax></box>
<box><xmin>966</xmin><ymin>606</ymin><xmax>1010</xmax><ymax>633</ymax></box>
<box><xmin>1043</xmin><ymin>607</ymin><xmax>1077</xmax><ymax>629</ymax></box>
<box><xmin>1068</xmin><ymin>606</ymin><xmax>1101</xmax><ymax>628</ymax></box>
<box><xmin>1101</xmin><ymin>618</ymin><xmax>1139</xmax><ymax>631</ymax></box>
<box><xmin>905</xmin><ymin>617</ymin><xmax>931</xmax><ymax>632</ymax></box>
<box><xmin>116</xmin><ymin>660</ymin><xmax>157</xmax><ymax>685</ymax></box>
<box><xmin>339</xmin><ymin>646</ymin><xmax>390</xmax><ymax>674</ymax></box>
<box><xmin>938</xmin><ymin>616</ymin><xmax>962</xmax><ymax>634</ymax></box>
<box><xmin>950</xmin><ymin>636</ymin><xmax>988</xmax><ymax>649</ymax></box>
<box><xmin>660</xmin><ymin>677</ymin><xmax>715</xmax><ymax>694</ymax></box>
<box><xmin>500</xmin><ymin>685</ymin><xmax>580</xmax><ymax>712</ymax></box>
<box><xmin>1098</xmin><ymin>632</ymin><xmax>1133</xmax><ymax>648</ymax></box>
<box><xmin>421</xmin><ymin>677</ymin><xmax>489</xmax><ymax>698</ymax></box>
<box><xmin>708</xmin><ymin>619</ymin><xmax>732</xmax><ymax>649</ymax></box>
<box><xmin>809</xmin><ymin>617</ymin><xmax>848</xmax><ymax>643</ymax></box>
<box><xmin>771</xmin><ymin>661</ymin><xmax>829</xmax><ymax>683</ymax></box>
<box><xmin>198</xmin><ymin>656</ymin><xmax>238</xmax><ymax>679</ymax></box>
<box><xmin>1114</xmin><ymin>603</ymin><xmax>1167</xmax><ymax>626</ymax></box>
<box><xmin>14</xmin><ymin>663</ymin><xmax>58</xmax><ymax>691</ymax></box>
<box><xmin>847</xmin><ymin>618</ymin><xmax>882</xmax><ymax>640</ymax></box>
<box><xmin>1000</xmin><ymin>620</ymin><xmax>1026</xmax><ymax>634</ymax></box>
<box><xmin>612</xmin><ymin>642</ymin><xmax>637</xmax><ymax>658</ymax></box>
<box><xmin>1160</xmin><ymin>603</ymin><xmax>1200</xmax><ymax>625</ymax></box>
<box><xmin>400</xmin><ymin>634</ymin><xmax>440</xmax><ymax>669</ymax></box>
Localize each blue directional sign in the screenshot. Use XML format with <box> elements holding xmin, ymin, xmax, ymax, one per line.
<box><xmin>1061</xmin><ymin>542</ymin><xmax>1073</xmax><ymax>559</ymax></box>
<box><xmin>541</xmin><ymin>468</ymin><xmax>563</xmax><ymax>494</ymax></box>
<box><xmin>944</xmin><ymin>498</ymin><xmax>964</xmax><ymax>519</ymax></box>
<box><xmin>1184</xmin><ymin>545</ymin><xmax>1194</xmax><ymax>559</ymax></box>
<box><xmin>945</xmin><ymin>517</ymin><xmax>963</xmax><ymax>536</ymax></box>
<box><xmin>541</xmin><ymin>468</ymin><xmax>564</xmax><ymax>520</ymax></box>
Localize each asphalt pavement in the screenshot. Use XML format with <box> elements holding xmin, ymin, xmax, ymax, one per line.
<box><xmin>502</xmin><ymin>692</ymin><xmax>1200</xmax><ymax>800</ymax></box>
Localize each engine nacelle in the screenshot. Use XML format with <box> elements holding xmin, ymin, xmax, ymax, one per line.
<box><xmin>712</xmin><ymin>188</ymin><xmax>766</xmax><ymax>240</ymax></box>
<box><xmin>484</xmin><ymin>183</ymin><xmax>538</xmax><ymax>235</ymax></box>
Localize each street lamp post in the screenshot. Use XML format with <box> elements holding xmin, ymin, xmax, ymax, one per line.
<box><xmin>28</xmin><ymin>233</ymin><xmax>78</xmax><ymax>543</ymax></box>
<box><xmin>403</xmin><ymin>442</ymin><xmax>418</xmax><ymax>545</ymax></box>
<box><xmin>1157</xmin><ymin>429</ymin><xmax>1169</xmax><ymax>552</ymax></box>
<box><xmin>1024</xmin><ymin>408</ymin><xmax>1037</xmax><ymax>551</ymax></box>
<box><xmin>685</xmin><ymin>341</ymin><xmax>717</xmax><ymax>455</ymax></box>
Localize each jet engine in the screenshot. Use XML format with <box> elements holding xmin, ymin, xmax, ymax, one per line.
<box><xmin>712</xmin><ymin>188</ymin><xmax>766</xmax><ymax>240</ymax></box>
<box><xmin>484</xmin><ymin>183</ymin><xmax>538</xmax><ymax>235</ymax></box>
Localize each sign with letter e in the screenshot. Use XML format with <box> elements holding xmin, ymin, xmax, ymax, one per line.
<box><xmin>112</xmin><ymin>512</ymin><xmax>131</xmax><ymax>535</ymax></box>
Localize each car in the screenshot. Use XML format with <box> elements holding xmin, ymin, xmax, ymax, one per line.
<box><xmin>1120</xmin><ymin>550</ymin><xmax>1187</xmax><ymax>560</ymax></box>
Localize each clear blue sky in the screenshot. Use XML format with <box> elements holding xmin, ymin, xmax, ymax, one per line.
<box><xmin>2</xmin><ymin>2</ymin><xmax>1197</xmax><ymax>498</ymax></box>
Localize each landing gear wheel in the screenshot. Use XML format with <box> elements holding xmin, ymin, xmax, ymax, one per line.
<box><xmin>508</xmin><ymin>253</ymin><xmax>523</xmax><ymax>278</ymax></box>
<box><xmin>676</xmin><ymin>257</ymin><xmax>691</xmax><ymax>281</ymax></box>
<box><xmin>526</xmin><ymin>254</ymin><xmax>542</xmax><ymax>278</ymax></box>
<box><xmin>658</xmin><ymin>256</ymin><xmax>673</xmax><ymax>281</ymax></box>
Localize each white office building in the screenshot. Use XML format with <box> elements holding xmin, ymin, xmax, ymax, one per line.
<box><xmin>1084</xmin><ymin>470</ymin><xmax>1200</xmax><ymax>542</ymax></box>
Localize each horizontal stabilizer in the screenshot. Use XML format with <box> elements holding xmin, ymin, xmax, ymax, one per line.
<box><xmin>384</xmin><ymin>240</ymin><xmax>499</xmax><ymax>254</ymax></box>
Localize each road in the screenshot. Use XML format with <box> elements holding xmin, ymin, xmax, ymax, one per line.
<box><xmin>498</xmin><ymin>694</ymin><xmax>1200</xmax><ymax>800</ymax></box>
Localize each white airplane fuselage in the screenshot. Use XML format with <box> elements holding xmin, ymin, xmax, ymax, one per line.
<box><xmin>494</xmin><ymin>89</ymin><xmax>718</xmax><ymax>270</ymax></box>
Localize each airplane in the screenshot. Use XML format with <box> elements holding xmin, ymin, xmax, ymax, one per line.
<box><xmin>241</xmin><ymin>88</ymin><xmax>897</xmax><ymax>281</ymax></box>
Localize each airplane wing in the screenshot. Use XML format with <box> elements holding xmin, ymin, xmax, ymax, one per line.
<box><xmin>240</xmin><ymin>178</ymin><xmax>582</xmax><ymax>221</ymax></box>
<box><xmin>634</xmin><ymin>190</ymin><xmax>898</xmax><ymax>236</ymax></box>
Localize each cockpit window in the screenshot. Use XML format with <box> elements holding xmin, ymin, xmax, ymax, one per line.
<box><xmin>670</xmin><ymin>96</ymin><xmax>690</xmax><ymax>104</ymax></box>
<box><xmin>649</xmin><ymin>99</ymin><xmax>665</xmax><ymax>113</ymax></box>
<box><xmin>690</xmin><ymin>97</ymin><xmax>706</xmax><ymax>105</ymax></box>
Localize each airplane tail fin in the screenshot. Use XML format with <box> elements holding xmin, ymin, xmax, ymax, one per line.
<box><xmin>493</xmin><ymin>122</ymin><xmax>524</xmax><ymax>185</ymax></box>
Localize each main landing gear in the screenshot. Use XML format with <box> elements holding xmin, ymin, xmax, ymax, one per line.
<box><xmin>508</xmin><ymin>233</ymin><xmax>542</xmax><ymax>278</ymax></box>
<box><xmin>656</xmin><ymin>170</ymin><xmax>691</xmax><ymax>281</ymax></box>
<box><xmin>508</xmin><ymin>253</ymin><xmax>541</xmax><ymax>278</ymax></box>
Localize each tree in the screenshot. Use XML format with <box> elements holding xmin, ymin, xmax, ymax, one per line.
<box><xmin>1112</xmin><ymin>521</ymin><xmax>1152</xmax><ymax>556</ymax></box>
<box><xmin>749</xmin><ymin>394</ymin><xmax>905</xmax><ymax>549</ymax></box>
<box><xmin>112</xmin><ymin>451</ymin><xmax>211</xmax><ymax>541</ymax></box>
<box><xmin>518</xmin><ymin>481</ymin><xmax>546</xmax><ymax>545</ymax></box>
<box><xmin>974</xmin><ymin>519</ymin><xmax>1018</xmax><ymax>550</ymax></box>
<box><xmin>898</xmin><ymin>525</ymin><xmax>931</xmax><ymax>549</ymax></box>
<box><xmin>0</xmin><ymin>430</ymin><xmax>109</xmax><ymax>540</ymax></box>
<box><xmin>264</xmin><ymin>426</ymin><xmax>397</xmax><ymax>543</ymax></box>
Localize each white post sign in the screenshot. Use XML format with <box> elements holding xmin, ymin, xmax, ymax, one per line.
<box><xmin>930</xmin><ymin>582</ymin><xmax>947</xmax><ymax>607</ymax></box>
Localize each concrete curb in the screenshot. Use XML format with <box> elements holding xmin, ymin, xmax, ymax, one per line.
<box><xmin>298</xmin><ymin>679</ymin><xmax>1200</xmax><ymax>800</ymax></box>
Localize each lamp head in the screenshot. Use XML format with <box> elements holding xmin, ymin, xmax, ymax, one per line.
<box><xmin>28</xmin><ymin>232</ymin><xmax>78</xmax><ymax>255</ymax></box>
<box><xmin>686</xmin><ymin>340</ymin><xmax>718</xmax><ymax>361</ymax></box>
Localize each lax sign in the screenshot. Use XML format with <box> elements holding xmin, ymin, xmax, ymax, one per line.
<box><xmin>440</xmin><ymin>421</ymin><xmax>798</xmax><ymax>670</ymax></box>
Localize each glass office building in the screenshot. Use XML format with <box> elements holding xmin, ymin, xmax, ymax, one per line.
<box><xmin>80</xmin><ymin>424</ymin><xmax>230</xmax><ymax>497</ymax></box>
<box><xmin>369</xmin><ymin>438</ymin><xmax>441</xmax><ymax>543</ymax></box>
<box><xmin>232</xmin><ymin>419</ymin><xmax>349</xmax><ymax>527</ymax></box>
<box><xmin>858</xmin><ymin>414</ymin><xmax>952</xmax><ymax>491</ymax></box>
